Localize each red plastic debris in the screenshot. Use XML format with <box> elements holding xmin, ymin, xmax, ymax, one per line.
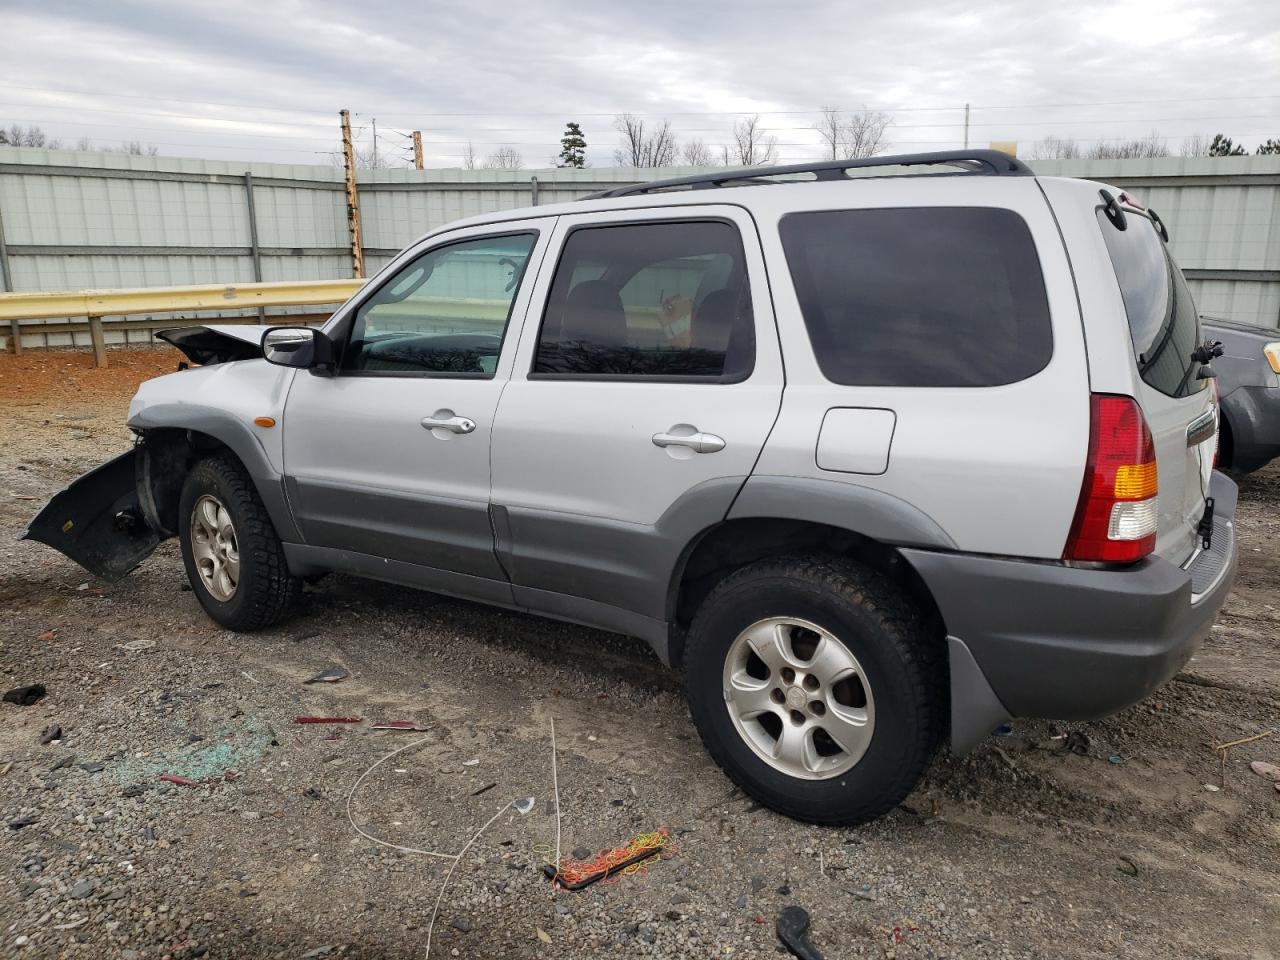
<box><xmin>159</xmin><ymin>774</ymin><xmax>198</xmax><ymax>787</ymax></box>
<box><xmin>293</xmin><ymin>716</ymin><xmax>362</xmax><ymax>724</ymax></box>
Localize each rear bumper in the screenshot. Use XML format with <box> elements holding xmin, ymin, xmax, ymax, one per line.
<box><xmin>903</xmin><ymin>471</ymin><xmax>1239</xmax><ymax>753</ymax></box>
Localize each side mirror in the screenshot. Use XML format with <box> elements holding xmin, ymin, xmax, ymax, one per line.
<box><xmin>262</xmin><ymin>327</ymin><xmax>333</xmax><ymax>369</ymax></box>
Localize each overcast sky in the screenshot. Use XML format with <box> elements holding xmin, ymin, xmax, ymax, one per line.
<box><xmin>1</xmin><ymin>0</ymin><xmax>1278</xmax><ymax>168</ymax></box>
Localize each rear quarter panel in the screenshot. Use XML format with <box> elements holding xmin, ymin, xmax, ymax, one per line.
<box><xmin>749</xmin><ymin>177</ymin><xmax>1090</xmax><ymax>559</ymax></box>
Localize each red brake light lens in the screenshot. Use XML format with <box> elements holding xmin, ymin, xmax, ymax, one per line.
<box><xmin>1064</xmin><ymin>394</ymin><xmax>1158</xmax><ymax>563</ymax></box>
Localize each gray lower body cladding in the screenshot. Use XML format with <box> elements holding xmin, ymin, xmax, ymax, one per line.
<box><xmin>904</xmin><ymin>471</ymin><xmax>1239</xmax><ymax>752</ymax></box>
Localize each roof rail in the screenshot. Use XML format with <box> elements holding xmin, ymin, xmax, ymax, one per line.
<box><xmin>585</xmin><ymin>149</ymin><xmax>1035</xmax><ymax>199</ymax></box>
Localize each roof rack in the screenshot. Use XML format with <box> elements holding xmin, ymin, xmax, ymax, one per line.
<box><xmin>586</xmin><ymin>149</ymin><xmax>1034</xmax><ymax>199</ymax></box>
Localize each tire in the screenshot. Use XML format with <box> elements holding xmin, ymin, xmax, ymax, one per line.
<box><xmin>684</xmin><ymin>555</ymin><xmax>944</xmax><ymax>825</ymax></box>
<box><xmin>178</xmin><ymin>454</ymin><xmax>301</xmax><ymax>631</ymax></box>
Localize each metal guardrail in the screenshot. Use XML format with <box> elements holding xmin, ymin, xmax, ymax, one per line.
<box><xmin>0</xmin><ymin>279</ymin><xmax>365</xmax><ymax>367</ymax></box>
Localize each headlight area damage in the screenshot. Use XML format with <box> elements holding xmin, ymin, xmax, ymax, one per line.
<box><xmin>23</xmin><ymin>323</ymin><xmax>268</xmax><ymax>579</ymax></box>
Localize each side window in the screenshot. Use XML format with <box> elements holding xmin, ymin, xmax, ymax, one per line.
<box><xmin>342</xmin><ymin>232</ymin><xmax>537</xmax><ymax>376</ymax></box>
<box><xmin>779</xmin><ymin>207</ymin><xmax>1053</xmax><ymax>387</ymax></box>
<box><xmin>532</xmin><ymin>220</ymin><xmax>755</xmax><ymax>380</ymax></box>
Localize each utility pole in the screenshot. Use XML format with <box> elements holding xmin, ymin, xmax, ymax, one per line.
<box><xmin>412</xmin><ymin>130</ymin><xmax>424</xmax><ymax>170</ymax></box>
<box><xmin>371</xmin><ymin>117</ymin><xmax>379</xmax><ymax>170</ymax></box>
<box><xmin>963</xmin><ymin>103</ymin><xmax>970</xmax><ymax>149</ymax></box>
<box><xmin>339</xmin><ymin>109</ymin><xmax>365</xmax><ymax>279</ymax></box>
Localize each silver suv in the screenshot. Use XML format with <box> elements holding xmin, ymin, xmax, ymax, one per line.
<box><xmin>27</xmin><ymin>151</ymin><xmax>1239</xmax><ymax>825</ymax></box>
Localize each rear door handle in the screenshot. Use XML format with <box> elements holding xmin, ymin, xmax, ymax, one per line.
<box><xmin>421</xmin><ymin>412</ymin><xmax>476</xmax><ymax>435</ymax></box>
<box><xmin>651</xmin><ymin>429</ymin><xmax>725</xmax><ymax>454</ymax></box>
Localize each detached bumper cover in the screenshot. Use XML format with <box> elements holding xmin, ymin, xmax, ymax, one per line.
<box><xmin>904</xmin><ymin>471</ymin><xmax>1239</xmax><ymax>752</ymax></box>
<box><xmin>21</xmin><ymin>448</ymin><xmax>161</xmax><ymax>580</ymax></box>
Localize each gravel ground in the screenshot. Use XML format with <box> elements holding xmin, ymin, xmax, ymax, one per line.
<box><xmin>1</xmin><ymin>349</ymin><xmax>1278</xmax><ymax>960</ymax></box>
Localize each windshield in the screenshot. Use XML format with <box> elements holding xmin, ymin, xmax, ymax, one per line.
<box><xmin>1096</xmin><ymin>209</ymin><xmax>1205</xmax><ymax>398</ymax></box>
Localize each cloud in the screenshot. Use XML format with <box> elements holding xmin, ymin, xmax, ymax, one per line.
<box><xmin>0</xmin><ymin>0</ymin><xmax>1277</xmax><ymax>166</ymax></box>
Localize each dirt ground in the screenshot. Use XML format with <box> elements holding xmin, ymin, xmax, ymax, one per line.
<box><xmin>1</xmin><ymin>348</ymin><xmax>1277</xmax><ymax>960</ymax></box>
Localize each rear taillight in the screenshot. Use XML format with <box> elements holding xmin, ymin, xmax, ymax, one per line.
<box><xmin>1064</xmin><ymin>394</ymin><xmax>1158</xmax><ymax>563</ymax></box>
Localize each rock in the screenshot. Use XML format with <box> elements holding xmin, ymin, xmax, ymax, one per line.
<box><xmin>735</xmin><ymin>894</ymin><xmax>748</xmax><ymax>909</ymax></box>
<box><xmin>68</xmin><ymin>878</ymin><xmax>96</xmax><ymax>899</ymax></box>
<box><xmin>303</xmin><ymin>666</ymin><xmax>349</xmax><ymax>685</ymax></box>
<box><xmin>1203</xmin><ymin>783</ymin><xmax>1220</xmax><ymax>792</ymax></box>
<box><xmin>664</xmin><ymin>910</ymin><xmax>682</xmax><ymax>921</ymax></box>
<box><xmin>39</xmin><ymin>725</ymin><xmax>62</xmax><ymax>744</ymax></box>
<box><xmin>449</xmin><ymin>918</ymin><xmax>473</xmax><ymax>933</ymax></box>
<box><xmin>122</xmin><ymin>784</ymin><xmax>148</xmax><ymax>798</ymax></box>
<box><xmin>751</xmin><ymin>876</ymin><xmax>765</xmax><ymax>893</ymax></box>
<box><xmin>1250</xmin><ymin>760</ymin><xmax>1280</xmax><ymax>783</ymax></box>
<box><xmin>671</xmin><ymin>893</ymin><xmax>690</xmax><ymax>904</ymax></box>
<box><xmin>80</xmin><ymin>762</ymin><xmax>105</xmax><ymax>773</ymax></box>
<box><xmin>571</xmin><ymin>847</ymin><xmax>591</xmax><ymax>860</ymax></box>
<box><xmin>777</xmin><ymin>883</ymin><xmax>792</xmax><ymax>895</ymax></box>
<box><xmin>303</xmin><ymin>787</ymin><xmax>324</xmax><ymax>801</ymax></box>
<box><xmin>301</xmin><ymin>947</ymin><xmax>335</xmax><ymax>958</ymax></box>
<box><xmin>554</xmin><ymin>903</ymin><xmax>570</xmax><ymax>915</ymax></box>
<box><xmin>8</xmin><ymin>815</ymin><xmax>37</xmax><ymax>830</ymax></box>
<box><xmin>3</xmin><ymin>683</ymin><xmax>47</xmax><ymax>706</ymax></box>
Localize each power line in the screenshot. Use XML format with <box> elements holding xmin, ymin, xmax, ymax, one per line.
<box><xmin>2</xmin><ymin>80</ymin><xmax>1278</xmax><ymax>119</ymax></box>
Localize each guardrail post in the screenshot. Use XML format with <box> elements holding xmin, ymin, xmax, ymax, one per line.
<box><xmin>88</xmin><ymin>315</ymin><xmax>107</xmax><ymax>368</ymax></box>
<box><xmin>243</xmin><ymin>172</ymin><xmax>266</xmax><ymax>324</ymax></box>
<box><xmin>0</xmin><ymin>199</ymin><xmax>18</xmax><ymax>355</ymax></box>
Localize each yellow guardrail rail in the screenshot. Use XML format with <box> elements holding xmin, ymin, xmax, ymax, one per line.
<box><xmin>0</xmin><ymin>279</ymin><xmax>366</xmax><ymax>367</ymax></box>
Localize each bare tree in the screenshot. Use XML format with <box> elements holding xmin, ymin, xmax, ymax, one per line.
<box><xmin>483</xmin><ymin>146</ymin><xmax>523</xmax><ymax>169</ymax></box>
<box><xmin>843</xmin><ymin>108</ymin><xmax>890</xmax><ymax>158</ymax></box>
<box><xmin>816</xmin><ymin>106</ymin><xmax>844</xmax><ymax>160</ymax></box>
<box><xmin>612</xmin><ymin>114</ymin><xmax>677</xmax><ymax>167</ymax></box>
<box><xmin>812</xmin><ymin>106</ymin><xmax>890</xmax><ymax>160</ymax></box>
<box><xmin>1181</xmin><ymin>133</ymin><xmax>1211</xmax><ymax>157</ymax></box>
<box><xmin>119</xmin><ymin>141</ymin><xmax>159</xmax><ymax>157</ymax></box>
<box><xmin>1</xmin><ymin>124</ymin><xmax>59</xmax><ymax>148</ymax></box>
<box><xmin>1086</xmin><ymin>130</ymin><xmax>1169</xmax><ymax>159</ymax></box>
<box><xmin>1027</xmin><ymin>135</ymin><xmax>1083</xmax><ymax>160</ymax></box>
<box><xmin>74</xmin><ymin>136</ymin><xmax>92</xmax><ymax>151</ymax></box>
<box><xmin>462</xmin><ymin>141</ymin><xmax>477</xmax><ymax>170</ymax></box>
<box><xmin>681</xmin><ymin>138</ymin><xmax>714</xmax><ymax>166</ymax></box>
<box><xmin>729</xmin><ymin>115</ymin><xmax>778</xmax><ymax>166</ymax></box>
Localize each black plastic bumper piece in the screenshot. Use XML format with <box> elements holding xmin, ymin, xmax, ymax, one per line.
<box><xmin>903</xmin><ymin>472</ymin><xmax>1239</xmax><ymax>737</ymax></box>
<box><xmin>21</xmin><ymin>448</ymin><xmax>161</xmax><ymax>580</ymax></box>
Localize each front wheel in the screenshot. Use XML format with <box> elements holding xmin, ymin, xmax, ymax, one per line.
<box><xmin>684</xmin><ymin>556</ymin><xmax>944</xmax><ymax>825</ymax></box>
<box><xmin>178</xmin><ymin>454</ymin><xmax>301</xmax><ymax>631</ymax></box>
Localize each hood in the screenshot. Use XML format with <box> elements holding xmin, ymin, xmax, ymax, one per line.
<box><xmin>157</xmin><ymin>324</ymin><xmax>268</xmax><ymax>365</ymax></box>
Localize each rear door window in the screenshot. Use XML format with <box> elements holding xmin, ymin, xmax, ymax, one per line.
<box><xmin>532</xmin><ymin>220</ymin><xmax>755</xmax><ymax>381</ymax></box>
<box><xmin>779</xmin><ymin>207</ymin><xmax>1053</xmax><ymax>387</ymax></box>
<box><xmin>1096</xmin><ymin>210</ymin><xmax>1204</xmax><ymax>398</ymax></box>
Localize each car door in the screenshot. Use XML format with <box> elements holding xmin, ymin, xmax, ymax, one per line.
<box><xmin>281</xmin><ymin>220</ymin><xmax>552</xmax><ymax>600</ymax></box>
<box><xmin>489</xmin><ymin>206</ymin><xmax>784</xmax><ymax>634</ymax></box>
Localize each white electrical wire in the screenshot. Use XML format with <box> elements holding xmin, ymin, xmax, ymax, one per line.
<box><xmin>345</xmin><ymin>734</ymin><xmax>458</xmax><ymax>861</ymax></box>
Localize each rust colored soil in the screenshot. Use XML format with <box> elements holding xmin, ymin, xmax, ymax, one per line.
<box><xmin>0</xmin><ymin>348</ymin><xmax>183</xmax><ymax>408</ymax></box>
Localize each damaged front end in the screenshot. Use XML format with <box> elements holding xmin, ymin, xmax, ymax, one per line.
<box><xmin>22</xmin><ymin>446</ymin><xmax>161</xmax><ymax>580</ymax></box>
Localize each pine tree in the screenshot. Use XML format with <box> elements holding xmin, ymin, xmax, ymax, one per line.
<box><xmin>1207</xmin><ymin>133</ymin><xmax>1246</xmax><ymax>157</ymax></box>
<box><xmin>1257</xmin><ymin>139</ymin><xmax>1280</xmax><ymax>155</ymax></box>
<box><xmin>558</xmin><ymin>122</ymin><xmax>587</xmax><ymax>168</ymax></box>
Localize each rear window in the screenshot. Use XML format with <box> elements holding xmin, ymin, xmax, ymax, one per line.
<box><xmin>1096</xmin><ymin>210</ymin><xmax>1204</xmax><ymax>398</ymax></box>
<box><xmin>779</xmin><ymin>207</ymin><xmax>1053</xmax><ymax>387</ymax></box>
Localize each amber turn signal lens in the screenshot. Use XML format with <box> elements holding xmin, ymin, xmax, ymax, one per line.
<box><xmin>253</xmin><ymin>416</ymin><xmax>277</xmax><ymax>428</ymax></box>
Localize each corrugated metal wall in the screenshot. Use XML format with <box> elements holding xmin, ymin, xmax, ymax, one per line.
<box><xmin>2</xmin><ymin>147</ymin><xmax>1278</xmax><ymax>347</ymax></box>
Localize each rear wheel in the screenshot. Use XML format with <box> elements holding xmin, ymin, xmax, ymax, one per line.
<box><xmin>684</xmin><ymin>556</ymin><xmax>943</xmax><ymax>825</ymax></box>
<box><xmin>178</xmin><ymin>455</ymin><xmax>300</xmax><ymax>631</ymax></box>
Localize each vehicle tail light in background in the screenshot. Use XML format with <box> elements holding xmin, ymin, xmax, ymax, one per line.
<box><xmin>1265</xmin><ymin>342</ymin><xmax>1280</xmax><ymax>374</ymax></box>
<box><xmin>1064</xmin><ymin>394</ymin><xmax>1158</xmax><ymax>563</ymax></box>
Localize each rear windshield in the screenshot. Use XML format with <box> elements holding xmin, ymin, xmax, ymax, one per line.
<box><xmin>1096</xmin><ymin>209</ymin><xmax>1205</xmax><ymax>398</ymax></box>
<box><xmin>779</xmin><ymin>207</ymin><xmax>1053</xmax><ymax>387</ymax></box>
